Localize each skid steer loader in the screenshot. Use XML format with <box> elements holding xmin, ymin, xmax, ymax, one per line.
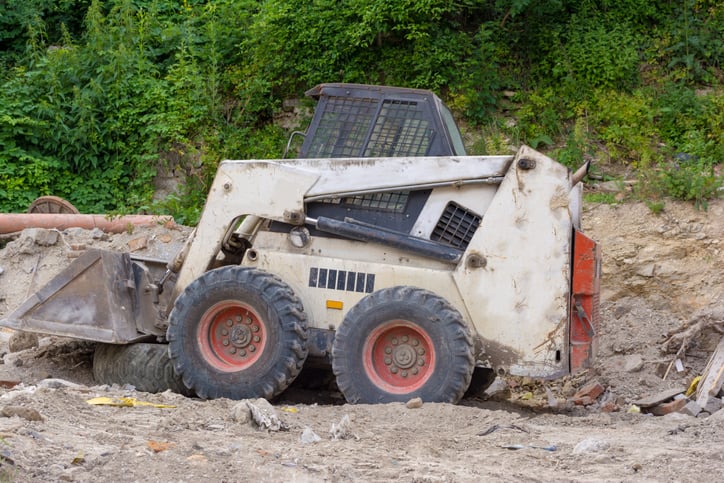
<box><xmin>1</xmin><ymin>84</ymin><xmax>600</xmax><ymax>404</ymax></box>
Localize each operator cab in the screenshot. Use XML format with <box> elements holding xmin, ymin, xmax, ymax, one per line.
<box><xmin>287</xmin><ymin>83</ymin><xmax>467</xmax><ymax>159</ymax></box>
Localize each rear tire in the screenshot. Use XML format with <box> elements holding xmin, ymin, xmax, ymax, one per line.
<box><xmin>332</xmin><ymin>286</ymin><xmax>474</xmax><ymax>404</ymax></box>
<box><xmin>93</xmin><ymin>343</ymin><xmax>191</xmax><ymax>395</ymax></box>
<box><xmin>167</xmin><ymin>266</ymin><xmax>308</xmax><ymax>400</ymax></box>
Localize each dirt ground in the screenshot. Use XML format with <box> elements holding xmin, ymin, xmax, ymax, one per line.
<box><xmin>0</xmin><ymin>198</ymin><xmax>723</xmax><ymax>482</ymax></box>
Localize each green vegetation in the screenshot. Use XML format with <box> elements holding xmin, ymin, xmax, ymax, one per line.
<box><xmin>1</xmin><ymin>0</ymin><xmax>721</xmax><ymax>223</ymax></box>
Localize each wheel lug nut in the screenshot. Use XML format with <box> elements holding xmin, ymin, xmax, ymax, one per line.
<box><xmin>253</xmin><ymin>336</ymin><xmax>260</xmax><ymax>343</ymax></box>
<box><xmin>417</xmin><ymin>359</ymin><xmax>424</xmax><ymax>366</ymax></box>
<box><xmin>252</xmin><ymin>325</ymin><xmax>259</xmax><ymax>332</ymax></box>
<box><xmin>222</xmin><ymin>340</ymin><xmax>229</xmax><ymax>346</ymax></box>
<box><xmin>391</xmin><ymin>338</ymin><xmax>398</xmax><ymax>345</ymax></box>
<box><xmin>412</xmin><ymin>368</ymin><xmax>419</xmax><ymax>375</ymax></box>
<box><xmin>230</xmin><ymin>347</ymin><xmax>236</xmax><ymax>354</ymax></box>
<box><xmin>417</xmin><ymin>348</ymin><xmax>425</xmax><ymax>355</ymax></box>
<box><xmin>384</xmin><ymin>347</ymin><xmax>392</xmax><ymax>354</ymax></box>
<box><xmin>221</xmin><ymin>329</ymin><xmax>228</xmax><ymax>336</ymax></box>
<box><xmin>240</xmin><ymin>349</ymin><xmax>246</xmax><ymax>356</ymax></box>
<box><xmin>226</xmin><ymin>319</ymin><xmax>233</xmax><ymax>327</ymax></box>
<box><xmin>249</xmin><ymin>345</ymin><xmax>256</xmax><ymax>352</ymax></box>
<box><xmin>401</xmin><ymin>335</ymin><xmax>408</xmax><ymax>343</ymax></box>
<box><xmin>401</xmin><ymin>371</ymin><xmax>408</xmax><ymax>378</ymax></box>
<box><xmin>412</xmin><ymin>339</ymin><xmax>419</xmax><ymax>346</ymax></box>
<box><xmin>236</xmin><ymin>315</ymin><xmax>242</xmax><ymax>323</ymax></box>
<box><xmin>384</xmin><ymin>357</ymin><xmax>392</xmax><ymax>365</ymax></box>
<box><xmin>246</xmin><ymin>317</ymin><xmax>253</xmax><ymax>325</ymax></box>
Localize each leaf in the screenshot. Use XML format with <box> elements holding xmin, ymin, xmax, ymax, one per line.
<box><xmin>147</xmin><ymin>440</ymin><xmax>176</xmax><ymax>453</ymax></box>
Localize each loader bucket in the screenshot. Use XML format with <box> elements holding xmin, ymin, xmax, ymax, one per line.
<box><xmin>1</xmin><ymin>249</ymin><xmax>149</xmax><ymax>343</ymax></box>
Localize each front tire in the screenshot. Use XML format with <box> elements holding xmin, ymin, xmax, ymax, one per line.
<box><xmin>167</xmin><ymin>267</ymin><xmax>308</xmax><ymax>400</ymax></box>
<box><xmin>332</xmin><ymin>286</ymin><xmax>474</xmax><ymax>404</ymax></box>
<box><xmin>93</xmin><ymin>343</ymin><xmax>192</xmax><ymax>396</ymax></box>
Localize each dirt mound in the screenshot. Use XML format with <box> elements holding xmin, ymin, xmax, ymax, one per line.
<box><xmin>0</xmin><ymin>200</ymin><xmax>722</xmax><ymax>481</ymax></box>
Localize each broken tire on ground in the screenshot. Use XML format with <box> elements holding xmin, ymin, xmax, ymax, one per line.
<box><xmin>93</xmin><ymin>343</ymin><xmax>192</xmax><ymax>396</ymax></box>
<box><xmin>167</xmin><ymin>266</ymin><xmax>308</xmax><ymax>400</ymax></box>
<box><xmin>332</xmin><ymin>286</ymin><xmax>475</xmax><ymax>404</ymax></box>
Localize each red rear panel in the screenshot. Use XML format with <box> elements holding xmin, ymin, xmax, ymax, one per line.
<box><xmin>570</xmin><ymin>230</ymin><xmax>601</xmax><ymax>372</ymax></box>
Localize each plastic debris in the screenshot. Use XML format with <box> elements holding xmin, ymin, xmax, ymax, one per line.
<box><xmin>300</xmin><ymin>427</ymin><xmax>321</xmax><ymax>444</ymax></box>
<box><xmin>478</xmin><ymin>424</ymin><xmax>528</xmax><ymax>436</ymax></box>
<box><xmin>85</xmin><ymin>397</ymin><xmax>175</xmax><ymax>408</ymax></box>
<box><xmin>685</xmin><ymin>376</ymin><xmax>701</xmax><ymax>397</ymax></box>
<box><xmin>501</xmin><ymin>444</ymin><xmax>557</xmax><ymax>451</ymax></box>
<box><xmin>330</xmin><ymin>414</ymin><xmax>358</xmax><ymax>441</ymax></box>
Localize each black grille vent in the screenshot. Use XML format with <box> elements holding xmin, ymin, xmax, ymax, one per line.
<box><xmin>431</xmin><ymin>203</ymin><xmax>481</xmax><ymax>249</ymax></box>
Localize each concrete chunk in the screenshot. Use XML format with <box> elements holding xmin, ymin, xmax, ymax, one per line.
<box><xmin>678</xmin><ymin>400</ymin><xmax>701</xmax><ymax>417</ymax></box>
<box><xmin>634</xmin><ymin>387</ymin><xmax>686</xmax><ymax>408</ymax></box>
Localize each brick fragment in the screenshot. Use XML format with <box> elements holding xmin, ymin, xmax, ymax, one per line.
<box><xmin>127</xmin><ymin>236</ymin><xmax>148</xmax><ymax>252</ymax></box>
<box><xmin>649</xmin><ymin>397</ymin><xmax>687</xmax><ymax>416</ymax></box>
<box><xmin>572</xmin><ymin>380</ymin><xmax>605</xmax><ymax>405</ymax></box>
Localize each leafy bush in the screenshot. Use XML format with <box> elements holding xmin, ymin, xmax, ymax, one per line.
<box><xmin>1</xmin><ymin>0</ymin><xmax>721</xmax><ymax>219</ymax></box>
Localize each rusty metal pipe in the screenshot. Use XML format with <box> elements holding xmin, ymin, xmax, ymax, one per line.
<box><xmin>0</xmin><ymin>213</ymin><xmax>175</xmax><ymax>234</ymax></box>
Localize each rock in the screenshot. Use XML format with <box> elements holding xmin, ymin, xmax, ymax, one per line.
<box><xmin>186</xmin><ymin>454</ymin><xmax>208</xmax><ymax>464</ymax></box>
<box><xmin>300</xmin><ymin>427</ymin><xmax>321</xmax><ymax>444</ymax></box>
<box><xmin>635</xmin><ymin>263</ymin><xmax>656</xmax><ymax>278</ymax></box>
<box><xmin>1</xmin><ymin>405</ymin><xmax>43</xmax><ymax>421</ymax></box>
<box><xmin>572</xmin><ymin>438</ymin><xmax>610</xmax><ymax>454</ymax></box>
<box><xmin>678</xmin><ymin>401</ymin><xmax>702</xmax><ymax>417</ymax></box>
<box><xmin>246</xmin><ymin>398</ymin><xmax>287</xmax><ymax>431</ymax></box>
<box><xmin>702</xmin><ymin>397</ymin><xmax>722</xmax><ymax>415</ymax></box>
<box><xmin>90</xmin><ymin>228</ymin><xmax>107</xmax><ymax>240</ymax></box>
<box><xmin>37</xmin><ymin>378</ymin><xmax>83</xmax><ymax>390</ymax></box>
<box><xmin>483</xmin><ymin>378</ymin><xmax>510</xmax><ymax>399</ymax></box>
<box><xmin>708</xmin><ymin>406</ymin><xmax>724</xmax><ymax>422</ymax></box>
<box><xmin>25</xmin><ymin>228</ymin><xmax>59</xmax><ymax>246</ymax></box>
<box><xmin>597</xmin><ymin>181</ymin><xmax>624</xmax><ymax>193</ymax></box>
<box><xmin>231</xmin><ymin>401</ymin><xmax>252</xmax><ymax>424</ymax></box>
<box><xmin>127</xmin><ymin>236</ymin><xmax>148</xmax><ymax>252</ymax></box>
<box><xmin>8</xmin><ymin>332</ymin><xmax>39</xmax><ymax>353</ymax></box>
<box><xmin>624</xmin><ymin>354</ymin><xmax>644</xmax><ymax>373</ymax></box>
<box><xmin>406</xmin><ymin>397</ymin><xmax>423</xmax><ymax>409</ymax></box>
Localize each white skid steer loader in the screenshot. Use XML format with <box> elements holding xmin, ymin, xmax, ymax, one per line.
<box><xmin>1</xmin><ymin>84</ymin><xmax>600</xmax><ymax>404</ymax></box>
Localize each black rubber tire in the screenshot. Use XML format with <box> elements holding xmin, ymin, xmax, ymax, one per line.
<box><xmin>332</xmin><ymin>286</ymin><xmax>474</xmax><ymax>404</ymax></box>
<box><xmin>93</xmin><ymin>343</ymin><xmax>192</xmax><ymax>396</ymax></box>
<box><xmin>167</xmin><ymin>266</ymin><xmax>308</xmax><ymax>400</ymax></box>
<box><xmin>463</xmin><ymin>367</ymin><xmax>497</xmax><ymax>398</ymax></box>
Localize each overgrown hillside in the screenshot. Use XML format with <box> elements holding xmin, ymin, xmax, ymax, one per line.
<box><xmin>1</xmin><ymin>0</ymin><xmax>722</xmax><ymax>223</ymax></box>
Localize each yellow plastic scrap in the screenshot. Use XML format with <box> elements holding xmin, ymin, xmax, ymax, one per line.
<box><xmin>685</xmin><ymin>376</ymin><xmax>701</xmax><ymax>397</ymax></box>
<box><xmin>85</xmin><ymin>397</ymin><xmax>176</xmax><ymax>408</ymax></box>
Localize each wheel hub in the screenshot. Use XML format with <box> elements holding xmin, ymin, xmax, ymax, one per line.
<box><xmin>364</xmin><ymin>321</ymin><xmax>435</xmax><ymax>393</ymax></box>
<box><xmin>198</xmin><ymin>301</ymin><xmax>266</xmax><ymax>371</ymax></box>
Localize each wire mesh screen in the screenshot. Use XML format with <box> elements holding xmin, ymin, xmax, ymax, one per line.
<box><xmin>305</xmin><ymin>96</ymin><xmax>377</xmax><ymax>158</ymax></box>
<box><xmin>431</xmin><ymin>202</ymin><xmax>481</xmax><ymax>249</ymax></box>
<box><xmin>317</xmin><ymin>191</ymin><xmax>410</xmax><ymax>213</ymax></box>
<box><xmin>343</xmin><ymin>191</ymin><xmax>410</xmax><ymax>212</ymax></box>
<box><xmin>364</xmin><ymin>100</ymin><xmax>433</xmax><ymax>157</ymax></box>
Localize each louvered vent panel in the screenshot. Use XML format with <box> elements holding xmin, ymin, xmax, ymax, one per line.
<box><xmin>431</xmin><ymin>202</ymin><xmax>481</xmax><ymax>249</ymax></box>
